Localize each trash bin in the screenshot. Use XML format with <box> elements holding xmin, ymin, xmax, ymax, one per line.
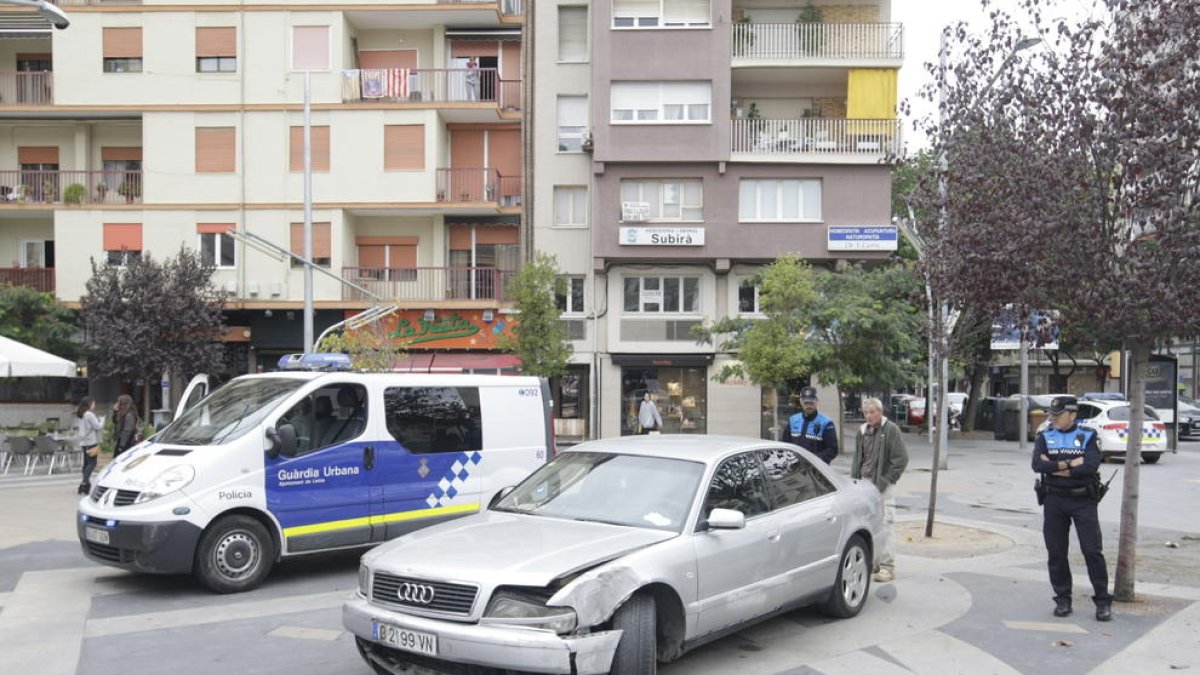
<box><xmin>994</xmin><ymin>398</ymin><xmax>1020</xmax><ymax>441</ymax></box>
<box><xmin>1028</xmin><ymin>409</ymin><xmax>1048</xmax><ymax>441</ymax></box>
<box><xmin>976</xmin><ymin>397</ymin><xmax>997</xmax><ymax>432</ymax></box>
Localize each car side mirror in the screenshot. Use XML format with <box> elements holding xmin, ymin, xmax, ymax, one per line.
<box><xmin>267</xmin><ymin>424</ymin><xmax>298</xmax><ymax>459</ymax></box>
<box><xmin>704</xmin><ymin>508</ymin><xmax>746</xmax><ymax>530</ymax></box>
<box><xmin>488</xmin><ymin>486</ymin><xmax>515</xmax><ymax>509</ymax></box>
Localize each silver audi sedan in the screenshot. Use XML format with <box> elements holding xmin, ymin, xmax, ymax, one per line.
<box><xmin>343</xmin><ymin>435</ymin><xmax>885</xmax><ymax>675</ymax></box>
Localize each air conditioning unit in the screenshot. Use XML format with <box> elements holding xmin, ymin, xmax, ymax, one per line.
<box><xmin>224</xmin><ymin>280</ymin><xmax>238</xmax><ymax>295</ymax></box>
<box><xmin>247</xmin><ymin>281</ymin><xmax>260</xmax><ymax>296</ymax></box>
<box><xmin>621</xmin><ymin>201</ymin><xmax>650</xmax><ymax>223</ymax></box>
<box><xmin>270</xmin><ymin>282</ymin><xmax>283</xmax><ymax>297</ymax></box>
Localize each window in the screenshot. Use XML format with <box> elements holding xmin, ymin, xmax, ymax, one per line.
<box><xmin>557</xmin><ymin>95</ymin><xmax>588</xmax><ymax>152</ymax></box>
<box><xmin>738</xmin><ymin>178</ymin><xmax>822</xmax><ymax>222</ymax></box>
<box><xmin>620</xmin><ymin>179</ymin><xmax>702</xmax><ymax>221</ymax></box>
<box><xmin>611</xmin><ymin>81</ymin><xmax>710</xmax><ymax>123</ymax></box>
<box><xmin>556</xmin><ymin>276</ymin><xmax>585</xmax><ymax>314</ymax></box>
<box><xmin>292</xmin><ymin>25</ymin><xmax>330</xmax><ymax>71</ymax></box>
<box><xmin>100</xmin><ymin>147</ymin><xmax>142</xmax><ymax>203</ymax></box>
<box><xmin>290</xmin><ymin>222</ymin><xmax>332</xmax><ymax>268</ymax></box>
<box><xmin>757</xmin><ymin>448</ymin><xmax>835</xmax><ymax>509</ymax></box>
<box><xmin>278</xmin><ymin>384</ymin><xmax>369</xmax><ymax>455</ymax></box>
<box><xmin>290</xmin><ymin>125</ymin><xmax>330</xmax><ymax>172</ymax></box>
<box><xmin>623</xmin><ymin>275</ymin><xmax>699</xmax><ymax>313</ymax></box>
<box><xmin>357</xmin><ymin>237</ymin><xmax>417</xmax><ymax>281</ymax></box>
<box><xmin>613</xmin><ymin>0</ymin><xmax>710</xmax><ymax>28</ymax></box>
<box><xmin>103</xmin><ymin>28</ymin><xmax>143</xmax><ymax>73</ymax></box>
<box><xmin>195</xmin><ymin>127</ymin><xmax>236</xmax><ymax>173</ymax></box>
<box><xmin>383</xmin><ymin>125</ymin><xmax>424</xmax><ymax>171</ymax></box>
<box><xmin>553</xmin><ymin>186</ymin><xmax>588</xmax><ymax>227</ymax></box>
<box><xmin>103</xmin><ymin>223</ymin><xmax>142</xmax><ymax>267</ymax></box>
<box><xmin>737</xmin><ymin>280</ymin><xmax>761</xmax><ymax>314</ymax></box>
<box><xmin>703</xmin><ymin>453</ymin><xmax>769</xmax><ymax>518</ymax></box>
<box><xmin>196</xmin><ymin>27</ymin><xmax>236</xmax><ymax>72</ymax></box>
<box><xmin>384</xmin><ymin>386</ymin><xmax>482</xmax><ymax>454</ymax></box>
<box><xmin>198</xmin><ymin>224</ymin><xmax>236</xmax><ymax>268</ymax></box>
<box><xmin>558</xmin><ymin>6</ymin><xmax>588</xmax><ymax>62</ymax></box>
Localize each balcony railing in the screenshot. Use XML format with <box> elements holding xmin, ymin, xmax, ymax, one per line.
<box><xmin>342</xmin><ymin>68</ymin><xmax>521</xmax><ymax>110</ymax></box>
<box><xmin>0</xmin><ymin>170</ymin><xmax>142</xmax><ymax>204</ymax></box>
<box><xmin>0</xmin><ymin>72</ymin><xmax>53</xmax><ymax>106</ymax></box>
<box><xmin>341</xmin><ymin>266</ymin><xmax>515</xmax><ymax>302</ymax></box>
<box><xmin>732</xmin><ymin>22</ymin><xmax>904</xmax><ymax>60</ymax></box>
<box><xmin>437</xmin><ymin>168</ymin><xmax>521</xmax><ymax>205</ymax></box>
<box><xmin>731</xmin><ymin>118</ymin><xmax>902</xmax><ymax>157</ymax></box>
<box><xmin>443</xmin><ymin>0</ymin><xmax>522</xmax><ymax>15</ymax></box>
<box><xmin>0</xmin><ymin>267</ymin><xmax>54</xmax><ymax>293</ymax></box>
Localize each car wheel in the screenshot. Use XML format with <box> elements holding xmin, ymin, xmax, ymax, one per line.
<box><xmin>1143</xmin><ymin>453</ymin><xmax>1161</xmax><ymax>464</ymax></box>
<box><xmin>194</xmin><ymin>515</ymin><xmax>275</xmax><ymax>593</ymax></box>
<box><xmin>611</xmin><ymin>593</ymin><xmax>657</xmax><ymax>675</ymax></box>
<box><xmin>822</xmin><ymin>534</ymin><xmax>871</xmax><ymax>618</ymax></box>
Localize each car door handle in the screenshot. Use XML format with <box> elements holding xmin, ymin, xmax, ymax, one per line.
<box><xmin>766</xmin><ymin>529</ymin><xmax>781</xmax><ymax>542</ymax></box>
<box><xmin>825</xmin><ymin>512</ymin><xmax>837</xmax><ymax>522</ymax></box>
<box><xmin>363</xmin><ymin>445</ymin><xmax>375</xmax><ymax>470</ymax></box>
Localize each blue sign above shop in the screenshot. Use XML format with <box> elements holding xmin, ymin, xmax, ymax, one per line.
<box><xmin>827</xmin><ymin>226</ymin><xmax>899</xmax><ymax>251</ymax></box>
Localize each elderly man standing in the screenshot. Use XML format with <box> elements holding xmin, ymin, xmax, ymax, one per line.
<box><xmin>851</xmin><ymin>397</ymin><xmax>909</xmax><ymax>582</ymax></box>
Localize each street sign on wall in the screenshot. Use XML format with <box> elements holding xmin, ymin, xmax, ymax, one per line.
<box><xmin>827</xmin><ymin>226</ymin><xmax>898</xmax><ymax>251</ymax></box>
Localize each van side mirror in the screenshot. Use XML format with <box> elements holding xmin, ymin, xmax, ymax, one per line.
<box><xmin>267</xmin><ymin>424</ymin><xmax>298</xmax><ymax>459</ymax></box>
<box><xmin>488</xmin><ymin>486</ymin><xmax>515</xmax><ymax>509</ymax></box>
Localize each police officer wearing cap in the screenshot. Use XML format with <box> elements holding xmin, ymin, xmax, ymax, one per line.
<box><xmin>1032</xmin><ymin>395</ymin><xmax>1113</xmax><ymax>621</ymax></box>
<box><xmin>782</xmin><ymin>386</ymin><xmax>839</xmax><ymax>463</ymax></box>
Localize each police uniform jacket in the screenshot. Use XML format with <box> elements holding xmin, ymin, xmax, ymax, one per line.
<box><xmin>782</xmin><ymin>410</ymin><xmax>839</xmax><ymax>463</ymax></box>
<box><xmin>1031</xmin><ymin>422</ymin><xmax>1101</xmax><ymax>489</ymax></box>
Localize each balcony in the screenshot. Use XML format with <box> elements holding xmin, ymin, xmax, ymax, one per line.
<box><xmin>436</xmin><ymin>168</ymin><xmax>521</xmax><ymax>206</ymax></box>
<box><xmin>444</xmin><ymin>0</ymin><xmax>523</xmax><ymax>15</ymax></box>
<box><xmin>0</xmin><ymin>72</ymin><xmax>52</xmax><ymax>106</ymax></box>
<box><xmin>341</xmin><ymin>68</ymin><xmax>521</xmax><ymax>111</ymax></box>
<box><xmin>0</xmin><ymin>267</ymin><xmax>54</xmax><ymax>293</ymax></box>
<box><xmin>0</xmin><ymin>170</ymin><xmax>142</xmax><ymax>205</ymax></box>
<box><xmin>732</xmin><ymin>22</ymin><xmax>903</xmax><ymax>63</ymax></box>
<box><xmin>342</xmin><ymin>266</ymin><xmax>516</xmax><ymax>302</ymax></box>
<box><xmin>730</xmin><ymin>118</ymin><xmax>901</xmax><ymax>162</ymax></box>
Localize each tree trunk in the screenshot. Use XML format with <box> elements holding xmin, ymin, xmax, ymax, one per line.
<box><xmin>142</xmin><ymin>377</ymin><xmax>152</xmax><ymax>423</ymax></box>
<box><xmin>1114</xmin><ymin>342</ymin><xmax>1148</xmax><ymax>602</ymax></box>
<box><xmin>962</xmin><ymin>364</ymin><xmax>988</xmax><ymax>432</ymax></box>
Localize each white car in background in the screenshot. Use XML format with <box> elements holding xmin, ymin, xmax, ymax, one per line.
<box><xmin>1036</xmin><ymin>399</ymin><xmax>1166</xmax><ymax>464</ymax></box>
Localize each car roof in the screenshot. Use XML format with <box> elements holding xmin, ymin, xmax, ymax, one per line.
<box><xmin>563</xmin><ymin>435</ymin><xmax>786</xmax><ymax>464</ymax></box>
<box><xmin>230</xmin><ymin>372</ymin><xmax>542</xmax><ymax>387</ymax></box>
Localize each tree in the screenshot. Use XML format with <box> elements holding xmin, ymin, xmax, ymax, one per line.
<box><xmin>318</xmin><ymin>320</ymin><xmax>407</xmax><ymax>372</ymax></box>
<box><xmin>911</xmin><ymin>0</ymin><xmax>1200</xmax><ymax>601</ymax></box>
<box><xmin>81</xmin><ymin>248</ymin><xmax>226</xmax><ymax>419</ymax></box>
<box><xmin>497</xmin><ymin>253</ymin><xmax>573</xmax><ymax>377</ymax></box>
<box><xmin>0</xmin><ymin>284</ymin><xmax>79</xmax><ymax>360</ymax></box>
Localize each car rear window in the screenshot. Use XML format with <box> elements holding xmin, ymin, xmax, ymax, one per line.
<box><xmin>1106</xmin><ymin>406</ymin><xmax>1160</xmax><ymax>421</ymax></box>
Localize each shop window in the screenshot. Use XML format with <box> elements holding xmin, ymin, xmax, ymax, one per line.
<box><xmin>622</xmin><ymin>275</ymin><xmax>699</xmax><ymax>314</ymax></box>
<box><xmin>621</xmin><ymin>366</ymin><xmax>706</xmax><ymax>435</ymax></box>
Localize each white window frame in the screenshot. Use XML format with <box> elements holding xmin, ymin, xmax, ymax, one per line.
<box><xmin>553</xmin><ymin>185</ymin><xmax>589</xmax><ymax>228</ymax></box>
<box><xmin>557</xmin><ymin>95</ymin><xmax>588</xmax><ymax>152</ymax></box>
<box><xmin>611</xmin><ymin>81</ymin><xmax>711</xmax><ymax>124</ymax></box>
<box><xmin>622</xmin><ymin>275</ymin><xmax>701</xmax><ymax>314</ymax></box>
<box><xmin>557</xmin><ymin>276</ymin><xmax>586</xmax><ymax>314</ymax></box>
<box><xmin>612</xmin><ymin>0</ymin><xmax>711</xmax><ymax>29</ymax></box>
<box><xmin>106</xmin><ymin>250</ymin><xmax>141</xmax><ymax>267</ymax></box>
<box><xmin>198</xmin><ymin>232</ymin><xmax>237</xmax><ymax>268</ymax></box>
<box><xmin>619</xmin><ymin>179</ymin><xmax>703</xmax><ymax>222</ymax></box>
<box><xmin>558</xmin><ymin>6</ymin><xmax>589</xmax><ymax>63</ymax></box>
<box><xmin>19</xmin><ymin>240</ymin><xmax>45</xmax><ymax>267</ymax></box>
<box><xmin>738</xmin><ymin>178</ymin><xmax>822</xmax><ymax>222</ymax></box>
<box><xmin>736</xmin><ymin>278</ymin><xmax>762</xmax><ymax>316</ymax></box>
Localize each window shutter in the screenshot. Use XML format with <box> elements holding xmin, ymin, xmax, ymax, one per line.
<box><xmin>197</xmin><ymin>223</ymin><xmax>234</xmax><ymax>235</ymax></box>
<box><xmin>289</xmin><ymin>125</ymin><xmax>330</xmax><ymax>172</ymax></box>
<box><xmin>290</xmin><ymin>222</ymin><xmax>332</xmax><ymax>259</ymax></box>
<box><xmin>664</xmin><ymin>0</ymin><xmax>709</xmax><ymax>24</ymax></box>
<box><xmin>103</xmin><ymin>28</ymin><xmax>143</xmax><ymax>58</ymax></box>
<box><xmin>558</xmin><ymin>7</ymin><xmax>587</xmax><ymax>62</ymax></box>
<box><xmin>103</xmin><ymin>223</ymin><xmax>142</xmax><ymax>251</ymax></box>
<box><xmin>357</xmin><ymin>245</ymin><xmax>386</xmax><ymax>269</ymax></box>
<box><xmin>18</xmin><ymin>146</ymin><xmax>59</xmax><ymax>164</ymax></box>
<box><xmin>101</xmin><ymin>147</ymin><xmax>142</xmax><ymax>161</ymax></box>
<box><xmin>557</xmin><ymin>96</ymin><xmax>587</xmax><ymax>127</ymax></box>
<box><xmin>384</xmin><ymin>125</ymin><xmax>425</xmax><ymax>171</ymax></box>
<box><xmin>195</xmin><ymin>127</ymin><xmax>236</xmax><ymax>173</ymax></box>
<box><xmin>196</xmin><ymin>27</ymin><xmax>236</xmax><ymax>58</ymax></box>
<box><xmin>292</xmin><ymin>26</ymin><xmax>330</xmax><ymax>71</ymax></box>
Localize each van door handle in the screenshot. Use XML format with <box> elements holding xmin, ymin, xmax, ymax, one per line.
<box><xmin>363</xmin><ymin>445</ymin><xmax>375</xmax><ymax>470</ymax></box>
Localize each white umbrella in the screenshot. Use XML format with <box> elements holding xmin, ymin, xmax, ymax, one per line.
<box><xmin>0</xmin><ymin>335</ymin><xmax>76</xmax><ymax>378</ymax></box>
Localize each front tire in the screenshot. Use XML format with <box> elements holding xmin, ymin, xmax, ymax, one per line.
<box><xmin>611</xmin><ymin>593</ymin><xmax>657</xmax><ymax>675</ymax></box>
<box><xmin>822</xmin><ymin>534</ymin><xmax>871</xmax><ymax>618</ymax></box>
<box><xmin>194</xmin><ymin>515</ymin><xmax>275</xmax><ymax>593</ymax></box>
<box><xmin>1143</xmin><ymin>453</ymin><xmax>1161</xmax><ymax>464</ymax></box>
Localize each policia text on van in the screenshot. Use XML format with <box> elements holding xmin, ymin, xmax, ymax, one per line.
<box><xmin>77</xmin><ymin>364</ymin><xmax>554</xmax><ymax>593</ymax></box>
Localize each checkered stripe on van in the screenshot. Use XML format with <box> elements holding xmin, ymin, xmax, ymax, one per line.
<box><xmin>425</xmin><ymin>451</ymin><xmax>482</xmax><ymax>508</ymax></box>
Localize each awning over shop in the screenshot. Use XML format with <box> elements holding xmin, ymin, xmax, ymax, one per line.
<box><xmin>0</xmin><ymin>335</ymin><xmax>76</xmax><ymax>378</ymax></box>
<box><xmin>392</xmin><ymin>353</ymin><xmax>522</xmax><ymax>373</ymax></box>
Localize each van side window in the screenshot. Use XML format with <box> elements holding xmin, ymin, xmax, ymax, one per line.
<box><xmin>277</xmin><ymin>383</ymin><xmax>368</xmax><ymax>455</ymax></box>
<box><xmin>384</xmin><ymin>386</ymin><xmax>482</xmax><ymax>454</ymax></box>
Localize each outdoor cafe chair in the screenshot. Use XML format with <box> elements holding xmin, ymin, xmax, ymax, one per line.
<box><xmin>0</xmin><ymin>433</ymin><xmax>9</xmax><ymax>474</ymax></box>
<box><xmin>33</xmin><ymin>434</ymin><xmax>62</xmax><ymax>475</ymax></box>
<box><xmin>8</xmin><ymin>436</ymin><xmax>35</xmax><ymax>475</ymax></box>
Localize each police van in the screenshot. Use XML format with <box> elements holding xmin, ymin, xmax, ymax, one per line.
<box><xmin>77</xmin><ymin>356</ymin><xmax>554</xmax><ymax>593</ymax></box>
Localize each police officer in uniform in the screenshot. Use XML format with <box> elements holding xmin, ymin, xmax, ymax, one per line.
<box><xmin>1032</xmin><ymin>395</ymin><xmax>1113</xmax><ymax>621</ymax></box>
<box><xmin>782</xmin><ymin>386</ymin><xmax>839</xmax><ymax>463</ymax></box>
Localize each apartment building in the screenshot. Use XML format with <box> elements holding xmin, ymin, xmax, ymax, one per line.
<box><xmin>533</xmin><ymin>0</ymin><xmax>903</xmax><ymax>441</ymax></box>
<box><xmin>0</xmin><ymin>1</ymin><xmax>524</xmax><ymax>388</ymax></box>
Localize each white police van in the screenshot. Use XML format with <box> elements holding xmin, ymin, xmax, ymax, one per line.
<box><xmin>77</xmin><ymin>354</ymin><xmax>554</xmax><ymax>593</ymax></box>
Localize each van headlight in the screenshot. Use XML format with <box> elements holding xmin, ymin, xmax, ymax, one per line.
<box><xmin>133</xmin><ymin>465</ymin><xmax>195</xmax><ymax>504</ymax></box>
<box><xmin>482</xmin><ymin>589</ymin><xmax>577</xmax><ymax>634</ymax></box>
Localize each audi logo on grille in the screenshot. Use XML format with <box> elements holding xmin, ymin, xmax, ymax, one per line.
<box><xmin>397</xmin><ymin>582</ymin><xmax>436</xmax><ymax>605</ymax></box>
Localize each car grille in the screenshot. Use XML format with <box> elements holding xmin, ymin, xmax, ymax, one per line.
<box><xmin>371</xmin><ymin>573</ymin><xmax>478</xmax><ymax>616</ymax></box>
<box><xmin>84</xmin><ymin>541</ymin><xmax>134</xmax><ymax>564</ymax></box>
<box><xmin>90</xmin><ymin>486</ymin><xmax>141</xmax><ymax>506</ymax></box>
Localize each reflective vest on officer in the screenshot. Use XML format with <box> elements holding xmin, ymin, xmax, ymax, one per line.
<box><xmin>790</xmin><ymin>412</ymin><xmax>833</xmax><ymax>447</ymax></box>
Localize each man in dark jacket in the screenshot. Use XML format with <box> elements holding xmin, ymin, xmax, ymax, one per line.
<box><xmin>851</xmin><ymin>397</ymin><xmax>908</xmax><ymax>582</ymax></box>
<box><xmin>781</xmin><ymin>386</ymin><xmax>839</xmax><ymax>463</ymax></box>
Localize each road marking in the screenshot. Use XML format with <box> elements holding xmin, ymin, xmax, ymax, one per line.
<box><xmin>268</xmin><ymin>625</ymin><xmax>344</xmax><ymax>641</ymax></box>
<box><xmin>1003</xmin><ymin>620</ymin><xmax>1089</xmax><ymax>634</ymax></box>
<box><xmin>85</xmin><ymin>590</ymin><xmax>349</xmax><ymax>638</ymax></box>
<box><xmin>0</xmin><ymin>568</ymin><xmax>99</xmax><ymax>675</ymax></box>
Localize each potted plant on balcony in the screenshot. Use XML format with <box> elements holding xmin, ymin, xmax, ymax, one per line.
<box><xmin>96</xmin><ymin>183</ymin><xmax>108</xmax><ymax>202</ymax></box>
<box><xmin>63</xmin><ymin>183</ymin><xmax>86</xmax><ymax>205</ymax></box>
<box><xmin>796</xmin><ymin>4</ymin><xmax>825</xmax><ymax>55</ymax></box>
<box><xmin>734</xmin><ymin>16</ymin><xmax>754</xmax><ymax>56</ymax></box>
<box><xmin>118</xmin><ymin>180</ymin><xmax>140</xmax><ymax>203</ymax></box>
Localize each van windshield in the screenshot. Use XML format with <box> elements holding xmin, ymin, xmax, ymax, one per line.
<box><xmin>155</xmin><ymin>378</ymin><xmax>305</xmax><ymax>446</ymax></box>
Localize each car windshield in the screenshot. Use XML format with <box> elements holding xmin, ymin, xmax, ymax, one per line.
<box><xmin>154</xmin><ymin>378</ymin><xmax>305</xmax><ymax>447</ymax></box>
<box><xmin>493</xmin><ymin>451</ymin><xmax>705</xmax><ymax>533</ymax></box>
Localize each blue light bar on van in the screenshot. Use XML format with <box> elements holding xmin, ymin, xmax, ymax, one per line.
<box><xmin>277</xmin><ymin>353</ymin><xmax>353</xmax><ymax>371</ymax></box>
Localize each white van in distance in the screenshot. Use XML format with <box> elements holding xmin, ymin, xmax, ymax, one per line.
<box><xmin>77</xmin><ymin>365</ymin><xmax>554</xmax><ymax>593</ymax></box>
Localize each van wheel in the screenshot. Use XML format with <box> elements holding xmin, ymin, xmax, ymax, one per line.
<box><xmin>822</xmin><ymin>534</ymin><xmax>870</xmax><ymax>618</ymax></box>
<box><xmin>194</xmin><ymin>515</ymin><xmax>274</xmax><ymax>593</ymax></box>
<box><xmin>611</xmin><ymin>593</ymin><xmax>657</xmax><ymax>675</ymax></box>
<box><xmin>1143</xmin><ymin>454</ymin><xmax>1161</xmax><ymax>464</ymax></box>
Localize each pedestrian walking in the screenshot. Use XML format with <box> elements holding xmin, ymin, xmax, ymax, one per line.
<box><xmin>638</xmin><ymin>392</ymin><xmax>663</xmax><ymax>435</ymax></box>
<box><xmin>112</xmin><ymin>394</ymin><xmax>139</xmax><ymax>458</ymax></box>
<box><xmin>850</xmin><ymin>397</ymin><xmax>908</xmax><ymax>582</ymax></box>
<box><xmin>781</xmin><ymin>386</ymin><xmax>839</xmax><ymax>463</ymax></box>
<box><xmin>1032</xmin><ymin>395</ymin><xmax>1113</xmax><ymax>621</ymax></box>
<box><xmin>74</xmin><ymin>396</ymin><xmax>103</xmax><ymax>495</ymax></box>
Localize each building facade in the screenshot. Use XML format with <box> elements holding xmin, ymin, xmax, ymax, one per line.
<box><xmin>533</xmin><ymin>0</ymin><xmax>903</xmax><ymax>441</ymax></box>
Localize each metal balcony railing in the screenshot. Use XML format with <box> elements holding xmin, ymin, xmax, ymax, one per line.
<box><xmin>0</xmin><ymin>72</ymin><xmax>53</xmax><ymax>105</ymax></box>
<box><xmin>436</xmin><ymin>168</ymin><xmax>521</xmax><ymax>205</ymax></box>
<box><xmin>0</xmin><ymin>170</ymin><xmax>142</xmax><ymax>204</ymax></box>
<box><xmin>731</xmin><ymin>118</ymin><xmax>902</xmax><ymax>157</ymax></box>
<box><xmin>442</xmin><ymin>0</ymin><xmax>522</xmax><ymax>14</ymax></box>
<box><xmin>342</xmin><ymin>266</ymin><xmax>515</xmax><ymax>302</ymax></box>
<box><xmin>0</xmin><ymin>267</ymin><xmax>54</xmax><ymax>293</ymax></box>
<box><xmin>732</xmin><ymin>22</ymin><xmax>904</xmax><ymax>60</ymax></box>
<box><xmin>342</xmin><ymin>68</ymin><xmax>521</xmax><ymax>110</ymax></box>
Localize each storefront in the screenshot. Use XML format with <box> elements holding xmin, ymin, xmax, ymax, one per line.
<box><xmin>612</xmin><ymin>354</ymin><xmax>712</xmax><ymax>436</ymax></box>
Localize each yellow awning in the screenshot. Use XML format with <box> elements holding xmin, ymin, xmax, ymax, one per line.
<box><xmin>847</xmin><ymin>68</ymin><xmax>897</xmax><ymax>119</ymax></box>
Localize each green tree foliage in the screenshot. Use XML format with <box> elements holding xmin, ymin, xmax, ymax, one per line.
<box><xmin>497</xmin><ymin>253</ymin><xmax>573</xmax><ymax>377</ymax></box>
<box><xmin>318</xmin><ymin>320</ymin><xmax>406</xmax><ymax>372</ymax></box>
<box><xmin>0</xmin><ymin>284</ymin><xmax>79</xmax><ymax>360</ymax></box>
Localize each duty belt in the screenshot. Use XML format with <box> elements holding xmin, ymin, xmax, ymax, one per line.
<box><xmin>1044</xmin><ymin>484</ymin><xmax>1090</xmax><ymax>498</ymax></box>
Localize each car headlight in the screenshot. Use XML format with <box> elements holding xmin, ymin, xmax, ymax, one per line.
<box><xmin>133</xmin><ymin>465</ymin><xmax>195</xmax><ymax>504</ymax></box>
<box><xmin>359</xmin><ymin>564</ymin><xmax>370</xmax><ymax>597</ymax></box>
<box><xmin>482</xmin><ymin>589</ymin><xmax>577</xmax><ymax>634</ymax></box>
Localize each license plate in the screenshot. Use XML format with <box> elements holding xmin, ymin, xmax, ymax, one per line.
<box><xmin>373</xmin><ymin>621</ymin><xmax>437</xmax><ymax>656</ymax></box>
<box><xmin>85</xmin><ymin>527</ymin><xmax>110</xmax><ymax>545</ymax></box>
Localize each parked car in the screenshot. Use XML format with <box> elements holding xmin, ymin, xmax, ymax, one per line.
<box><xmin>1178</xmin><ymin>395</ymin><xmax>1200</xmax><ymax>439</ymax></box>
<box><xmin>345</xmin><ymin>435</ymin><xmax>885</xmax><ymax>675</ymax></box>
<box><xmin>906</xmin><ymin>398</ymin><xmax>927</xmax><ymax>426</ymax></box>
<box><xmin>1034</xmin><ymin>399</ymin><xmax>1166</xmax><ymax>463</ymax></box>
